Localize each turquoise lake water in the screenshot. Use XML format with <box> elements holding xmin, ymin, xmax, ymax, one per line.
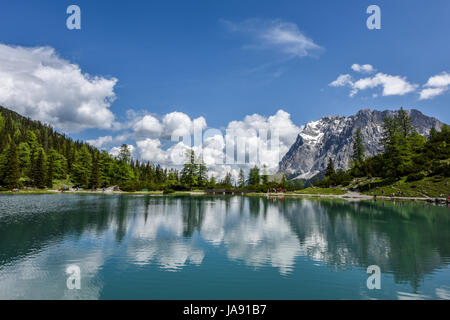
<box><xmin>0</xmin><ymin>194</ymin><xmax>448</xmax><ymax>299</ymax></box>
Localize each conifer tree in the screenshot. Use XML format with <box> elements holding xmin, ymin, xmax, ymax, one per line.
<box><xmin>352</xmin><ymin>128</ymin><xmax>365</xmax><ymax>166</ymax></box>
<box><xmin>181</xmin><ymin>149</ymin><xmax>198</xmax><ymax>189</ymax></box>
<box><xmin>72</xmin><ymin>145</ymin><xmax>92</xmax><ymax>188</ymax></box>
<box><xmin>4</xmin><ymin>141</ymin><xmax>20</xmax><ymax>189</ymax></box>
<box><xmin>222</xmin><ymin>172</ymin><xmax>232</xmax><ymax>188</ymax></box>
<box><xmin>45</xmin><ymin>151</ymin><xmax>54</xmax><ymax>188</ymax></box>
<box><xmin>325</xmin><ymin>158</ymin><xmax>335</xmax><ymax>178</ymax></box>
<box><xmin>209</xmin><ymin>176</ymin><xmax>216</xmax><ymax>189</ymax></box>
<box><xmin>33</xmin><ymin>148</ymin><xmax>46</xmax><ymax>188</ymax></box>
<box><xmin>196</xmin><ymin>154</ymin><xmax>208</xmax><ymax>188</ymax></box>
<box><xmin>90</xmin><ymin>153</ymin><xmax>100</xmax><ymax>189</ymax></box>
<box><xmin>248</xmin><ymin>166</ymin><xmax>260</xmax><ymax>186</ymax></box>
<box><xmin>397</xmin><ymin>107</ymin><xmax>414</xmax><ymax>138</ymax></box>
<box><xmin>238</xmin><ymin>168</ymin><xmax>246</xmax><ymax>188</ymax></box>
<box><xmin>262</xmin><ymin>164</ymin><xmax>269</xmax><ymax>185</ymax></box>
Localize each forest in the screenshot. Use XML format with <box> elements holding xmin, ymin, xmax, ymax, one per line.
<box><xmin>0</xmin><ymin>106</ymin><xmax>299</xmax><ymax>192</ymax></box>
<box><xmin>0</xmin><ymin>106</ymin><xmax>448</xmax><ymax>193</ymax></box>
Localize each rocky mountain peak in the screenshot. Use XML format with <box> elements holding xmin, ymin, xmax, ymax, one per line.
<box><xmin>279</xmin><ymin>108</ymin><xmax>445</xmax><ymax>180</ymax></box>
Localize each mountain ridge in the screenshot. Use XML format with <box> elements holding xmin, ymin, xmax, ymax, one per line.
<box><xmin>279</xmin><ymin>108</ymin><xmax>445</xmax><ymax>180</ymax></box>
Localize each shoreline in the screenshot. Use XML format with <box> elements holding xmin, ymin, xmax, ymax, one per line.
<box><xmin>1</xmin><ymin>189</ymin><xmax>448</xmax><ymax>204</ymax></box>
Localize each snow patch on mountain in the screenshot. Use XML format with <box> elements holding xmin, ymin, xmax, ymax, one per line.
<box><xmin>279</xmin><ymin>109</ymin><xmax>445</xmax><ymax>180</ymax></box>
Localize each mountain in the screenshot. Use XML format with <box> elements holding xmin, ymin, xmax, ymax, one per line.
<box><xmin>279</xmin><ymin>109</ymin><xmax>445</xmax><ymax>180</ymax></box>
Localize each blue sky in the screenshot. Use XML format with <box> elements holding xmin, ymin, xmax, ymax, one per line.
<box><xmin>0</xmin><ymin>0</ymin><xmax>449</xmax><ymax>176</ymax></box>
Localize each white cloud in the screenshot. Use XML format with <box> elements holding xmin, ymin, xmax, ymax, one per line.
<box><xmin>133</xmin><ymin>114</ymin><xmax>163</xmax><ymax>137</ymax></box>
<box><xmin>136</xmin><ymin>138</ymin><xmax>168</xmax><ymax>164</ymax></box>
<box><xmin>353</xmin><ymin>73</ymin><xmax>417</xmax><ymax>96</ymax></box>
<box><xmin>131</xmin><ymin>111</ymin><xmax>207</xmax><ymax>140</ymax></box>
<box><xmin>330</xmin><ymin>74</ymin><xmax>353</xmax><ymax>87</ymax></box>
<box><xmin>419</xmin><ymin>87</ymin><xmax>447</xmax><ymax>100</ymax></box>
<box><xmin>162</xmin><ymin>112</ymin><xmax>206</xmax><ymax>139</ymax></box>
<box><xmin>424</xmin><ymin>72</ymin><xmax>450</xmax><ymax>87</ymax></box>
<box><xmin>107</xmin><ymin>109</ymin><xmax>300</xmax><ymax>179</ymax></box>
<box><xmin>419</xmin><ymin>72</ymin><xmax>450</xmax><ymax>100</ymax></box>
<box><xmin>87</xmin><ymin>136</ymin><xmax>113</xmax><ymax>148</ymax></box>
<box><xmin>351</xmin><ymin>64</ymin><xmax>375</xmax><ymax>74</ymax></box>
<box><xmin>223</xmin><ymin>18</ymin><xmax>322</xmax><ymax>58</ymax></box>
<box><xmin>330</xmin><ymin>72</ymin><xmax>417</xmax><ymax>97</ymax></box>
<box><xmin>0</xmin><ymin>44</ymin><xmax>117</xmax><ymax>132</ymax></box>
<box><xmin>109</xmin><ymin>144</ymin><xmax>136</xmax><ymax>159</ymax></box>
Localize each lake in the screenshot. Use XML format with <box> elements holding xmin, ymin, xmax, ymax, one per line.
<box><xmin>0</xmin><ymin>194</ymin><xmax>448</xmax><ymax>300</ymax></box>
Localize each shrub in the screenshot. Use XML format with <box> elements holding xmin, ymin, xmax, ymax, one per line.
<box><xmin>406</xmin><ymin>172</ymin><xmax>426</xmax><ymax>182</ymax></box>
<box><xmin>163</xmin><ymin>188</ymin><xmax>175</xmax><ymax>194</ymax></box>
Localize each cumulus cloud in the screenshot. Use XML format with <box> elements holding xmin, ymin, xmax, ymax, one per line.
<box><xmin>225</xmin><ymin>109</ymin><xmax>300</xmax><ymax>170</ymax></box>
<box><xmin>105</xmin><ymin>109</ymin><xmax>300</xmax><ymax>180</ymax></box>
<box><xmin>109</xmin><ymin>144</ymin><xmax>136</xmax><ymax>159</ymax></box>
<box><xmin>87</xmin><ymin>136</ymin><xmax>113</xmax><ymax>148</ymax></box>
<box><xmin>0</xmin><ymin>44</ymin><xmax>118</xmax><ymax>132</ymax></box>
<box><xmin>131</xmin><ymin>111</ymin><xmax>207</xmax><ymax>140</ymax></box>
<box><xmin>330</xmin><ymin>69</ymin><xmax>418</xmax><ymax>97</ymax></box>
<box><xmin>351</xmin><ymin>64</ymin><xmax>375</xmax><ymax>74</ymax></box>
<box><xmin>133</xmin><ymin>115</ymin><xmax>163</xmax><ymax>137</ymax></box>
<box><xmin>419</xmin><ymin>72</ymin><xmax>450</xmax><ymax>100</ymax></box>
<box><xmin>352</xmin><ymin>73</ymin><xmax>417</xmax><ymax>96</ymax></box>
<box><xmin>223</xmin><ymin>18</ymin><xmax>322</xmax><ymax>58</ymax></box>
<box><xmin>162</xmin><ymin>112</ymin><xmax>207</xmax><ymax>139</ymax></box>
<box><xmin>329</xmin><ymin>74</ymin><xmax>353</xmax><ymax>87</ymax></box>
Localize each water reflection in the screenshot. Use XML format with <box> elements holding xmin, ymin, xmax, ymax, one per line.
<box><xmin>0</xmin><ymin>194</ymin><xmax>448</xmax><ymax>299</ymax></box>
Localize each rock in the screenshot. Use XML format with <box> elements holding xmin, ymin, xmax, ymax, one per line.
<box><xmin>279</xmin><ymin>108</ymin><xmax>445</xmax><ymax>179</ymax></box>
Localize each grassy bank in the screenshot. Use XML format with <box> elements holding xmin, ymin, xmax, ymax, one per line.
<box><xmin>293</xmin><ymin>187</ymin><xmax>347</xmax><ymax>195</ymax></box>
<box><xmin>1</xmin><ymin>178</ymin><xmax>449</xmax><ymax>202</ymax></box>
<box><xmin>361</xmin><ymin>176</ymin><xmax>450</xmax><ymax>198</ymax></box>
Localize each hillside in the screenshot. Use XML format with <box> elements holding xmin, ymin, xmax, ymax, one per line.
<box><xmin>0</xmin><ymin>105</ymin><xmax>178</xmax><ymax>191</ymax></box>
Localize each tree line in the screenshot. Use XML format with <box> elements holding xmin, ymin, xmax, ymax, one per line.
<box><xmin>0</xmin><ymin>106</ymin><xmax>299</xmax><ymax>192</ymax></box>
<box><xmin>1</xmin><ymin>106</ymin><xmax>447</xmax><ymax>192</ymax></box>
<box><xmin>0</xmin><ymin>106</ymin><xmax>182</xmax><ymax>191</ymax></box>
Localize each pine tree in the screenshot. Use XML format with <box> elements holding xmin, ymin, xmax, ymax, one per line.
<box><xmin>248</xmin><ymin>166</ymin><xmax>260</xmax><ymax>186</ymax></box>
<box><xmin>181</xmin><ymin>149</ymin><xmax>198</xmax><ymax>189</ymax></box>
<box><xmin>118</xmin><ymin>144</ymin><xmax>131</xmax><ymax>163</ymax></box>
<box><xmin>238</xmin><ymin>168</ymin><xmax>246</xmax><ymax>188</ymax></box>
<box><xmin>18</xmin><ymin>142</ymin><xmax>31</xmax><ymax>177</ymax></box>
<box><xmin>72</xmin><ymin>145</ymin><xmax>92</xmax><ymax>188</ymax></box>
<box><xmin>32</xmin><ymin>148</ymin><xmax>46</xmax><ymax>188</ymax></box>
<box><xmin>45</xmin><ymin>151</ymin><xmax>54</xmax><ymax>188</ymax></box>
<box><xmin>222</xmin><ymin>172</ymin><xmax>232</xmax><ymax>188</ymax></box>
<box><xmin>262</xmin><ymin>164</ymin><xmax>269</xmax><ymax>185</ymax></box>
<box><xmin>4</xmin><ymin>141</ymin><xmax>20</xmax><ymax>189</ymax></box>
<box><xmin>90</xmin><ymin>153</ymin><xmax>101</xmax><ymax>189</ymax></box>
<box><xmin>196</xmin><ymin>154</ymin><xmax>208</xmax><ymax>188</ymax></box>
<box><xmin>325</xmin><ymin>158</ymin><xmax>335</xmax><ymax>178</ymax></box>
<box><xmin>352</xmin><ymin>128</ymin><xmax>365</xmax><ymax>166</ymax></box>
<box><xmin>397</xmin><ymin>107</ymin><xmax>414</xmax><ymax>138</ymax></box>
<box><xmin>209</xmin><ymin>176</ymin><xmax>216</xmax><ymax>189</ymax></box>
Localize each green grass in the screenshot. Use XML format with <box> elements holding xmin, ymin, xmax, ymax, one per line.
<box><xmin>0</xmin><ymin>190</ymin><xmax>58</xmax><ymax>194</ymax></box>
<box><xmin>362</xmin><ymin>176</ymin><xmax>450</xmax><ymax>198</ymax></box>
<box><xmin>294</xmin><ymin>187</ymin><xmax>347</xmax><ymax>195</ymax></box>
